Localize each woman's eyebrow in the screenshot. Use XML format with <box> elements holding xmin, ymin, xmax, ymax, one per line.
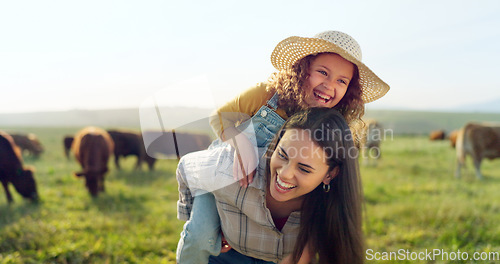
<box><xmin>279</xmin><ymin>147</ymin><xmax>288</xmax><ymax>157</ymax></box>
<box><xmin>280</xmin><ymin>146</ymin><xmax>316</xmax><ymax>171</ymax></box>
<box><xmin>298</xmin><ymin>163</ymin><xmax>315</xmax><ymax>170</ymax></box>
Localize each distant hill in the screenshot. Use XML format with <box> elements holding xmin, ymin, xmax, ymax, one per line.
<box><xmin>448</xmin><ymin>98</ymin><xmax>500</xmax><ymax>113</ymax></box>
<box><xmin>364</xmin><ymin>109</ymin><xmax>500</xmax><ymax>135</ymax></box>
<box><xmin>1</xmin><ymin>107</ymin><xmax>500</xmax><ymax>135</ymax></box>
<box><xmin>0</xmin><ymin>109</ymin><xmax>140</xmax><ymax>128</ymax></box>
<box><xmin>0</xmin><ymin>107</ymin><xmax>213</xmax><ymax>131</ymax></box>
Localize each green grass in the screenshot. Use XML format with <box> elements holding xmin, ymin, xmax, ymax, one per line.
<box><xmin>1</xmin><ymin>127</ymin><xmax>182</xmax><ymax>264</ymax></box>
<box><xmin>362</xmin><ymin>136</ymin><xmax>500</xmax><ymax>263</ymax></box>
<box><xmin>1</xmin><ymin>128</ymin><xmax>500</xmax><ymax>263</ymax></box>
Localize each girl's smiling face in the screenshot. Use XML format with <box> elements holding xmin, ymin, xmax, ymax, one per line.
<box><xmin>269</xmin><ymin>129</ymin><xmax>335</xmax><ymax>203</ymax></box>
<box><xmin>303</xmin><ymin>53</ymin><xmax>355</xmax><ymax>108</ymax></box>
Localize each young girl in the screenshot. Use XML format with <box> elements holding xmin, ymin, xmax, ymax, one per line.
<box><xmin>178</xmin><ymin>108</ymin><xmax>364</xmax><ymax>263</ymax></box>
<box><xmin>176</xmin><ymin>30</ymin><xmax>389</xmax><ymax>263</ymax></box>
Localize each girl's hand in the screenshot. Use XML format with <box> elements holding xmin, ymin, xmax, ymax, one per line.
<box><xmin>232</xmin><ymin>137</ymin><xmax>257</xmax><ymax>187</ymax></box>
<box><xmin>222</xmin><ymin>127</ymin><xmax>258</xmax><ymax>188</ymax></box>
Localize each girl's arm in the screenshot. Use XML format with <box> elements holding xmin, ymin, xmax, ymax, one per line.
<box><xmin>209</xmin><ymin>84</ymin><xmax>269</xmax><ymax>187</ymax></box>
<box><xmin>208</xmin><ymin>83</ymin><xmax>268</xmax><ymax>138</ymax></box>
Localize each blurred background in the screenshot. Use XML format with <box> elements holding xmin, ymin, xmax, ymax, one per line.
<box><xmin>1</xmin><ymin>0</ymin><xmax>499</xmax><ymax>116</ymax></box>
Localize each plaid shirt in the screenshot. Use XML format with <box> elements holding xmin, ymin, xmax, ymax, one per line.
<box><xmin>177</xmin><ymin>143</ymin><xmax>301</xmax><ymax>263</ymax></box>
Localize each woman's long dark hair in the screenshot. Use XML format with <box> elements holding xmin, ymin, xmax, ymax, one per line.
<box><xmin>265</xmin><ymin>108</ymin><xmax>364</xmax><ymax>264</ymax></box>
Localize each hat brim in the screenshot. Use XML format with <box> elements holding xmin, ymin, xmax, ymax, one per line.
<box><xmin>271</xmin><ymin>36</ymin><xmax>390</xmax><ymax>103</ymax></box>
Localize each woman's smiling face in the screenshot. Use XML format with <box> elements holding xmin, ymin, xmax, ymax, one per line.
<box><xmin>269</xmin><ymin>128</ymin><xmax>334</xmax><ymax>203</ymax></box>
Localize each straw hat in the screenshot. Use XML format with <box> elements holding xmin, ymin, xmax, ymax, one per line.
<box><xmin>270</xmin><ymin>30</ymin><xmax>390</xmax><ymax>103</ymax></box>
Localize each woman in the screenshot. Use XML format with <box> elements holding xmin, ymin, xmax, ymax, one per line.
<box><xmin>177</xmin><ymin>108</ymin><xmax>364</xmax><ymax>264</ymax></box>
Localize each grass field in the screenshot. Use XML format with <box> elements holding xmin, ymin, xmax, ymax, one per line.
<box><xmin>1</xmin><ymin>127</ymin><xmax>500</xmax><ymax>263</ymax></box>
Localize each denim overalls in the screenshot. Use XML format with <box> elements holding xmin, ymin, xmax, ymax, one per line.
<box><xmin>238</xmin><ymin>92</ymin><xmax>286</xmax><ymax>155</ymax></box>
<box><xmin>177</xmin><ymin>93</ymin><xmax>285</xmax><ymax>264</ymax></box>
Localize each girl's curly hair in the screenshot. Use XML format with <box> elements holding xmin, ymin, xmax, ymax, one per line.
<box><xmin>266</xmin><ymin>53</ymin><xmax>366</xmax><ymax>146</ymax></box>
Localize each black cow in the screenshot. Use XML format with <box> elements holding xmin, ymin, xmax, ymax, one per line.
<box><xmin>0</xmin><ymin>131</ymin><xmax>39</xmax><ymax>203</ymax></box>
<box><xmin>63</xmin><ymin>135</ymin><xmax>74</xmax><ymax>159</ymax></box>
<box><xmin>10</xmin><ymin>133</ymin><xmax>44</xmax><ymax>157</ymax></box>
<box><xmin>142</xmin><ymin>130</ymin><xmax>211</xmax><ymax>159</ymax></box>
<box><xmin>107</xmin><ymin>130</ymin><xmax>157</xmax><ymax>171</ymax></box>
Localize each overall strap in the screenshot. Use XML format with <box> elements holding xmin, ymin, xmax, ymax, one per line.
<box><xmin>266</xmin><ymin>92</ymin><xmax>280</xmax><ymax>110</ymax></box>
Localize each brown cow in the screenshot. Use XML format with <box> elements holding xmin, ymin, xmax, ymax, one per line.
<box><xmin>0</xmin><ymin>131</ymin><xmax>39</xmax><ymax>203</ymax></box>
<box><xmin>142</xmin><ymin>130</ymin><xmax>211</xmax><ymax>159</ymax></box>
<box><xmin>72</xmin><ymin>127</ymin><xmax>114</xmax><ymax>196</ymax></box>
<box><xmin>359</xmin><ymin>120</ymin><xmax>384</xmax><ymax>166</ymax></box>
<box><xmin>455</xmin><ymin>123</ymin><xmax>500</xmax><ymax>179</ymax></box>
<box><xmin>107</xmin><ymin>130</ymin><xmax>157</xmax><ymax>171</ymax></box>
<box><xmin>10</xmin><ymin>133</ymin><xmax>44</xmax><ymax>157</ymax></box>
<box><xmin>63</xmin><ymin>135</ymin><xmax>74</xmax><ymax>159</ymax></box>
<box><xmin>449</xmin><ymin>130</ymin><xmax>459</xmax><ymax>148</ymax></box>
<box><xmin>429</xmin><ymin>130</ymin><xmax>446</xmax><ymax>141</ymax></box>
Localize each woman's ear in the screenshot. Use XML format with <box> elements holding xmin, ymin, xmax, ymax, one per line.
<box><xmin>323</xmin><ymin>166</ymin><xmax>339</xmax><ymax>185</ymax></box>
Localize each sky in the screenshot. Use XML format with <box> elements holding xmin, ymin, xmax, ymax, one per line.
<box><xmin>1</xmin><ymin>0</ymin><xmax>500</xmax><ymax>114</ymax></box>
